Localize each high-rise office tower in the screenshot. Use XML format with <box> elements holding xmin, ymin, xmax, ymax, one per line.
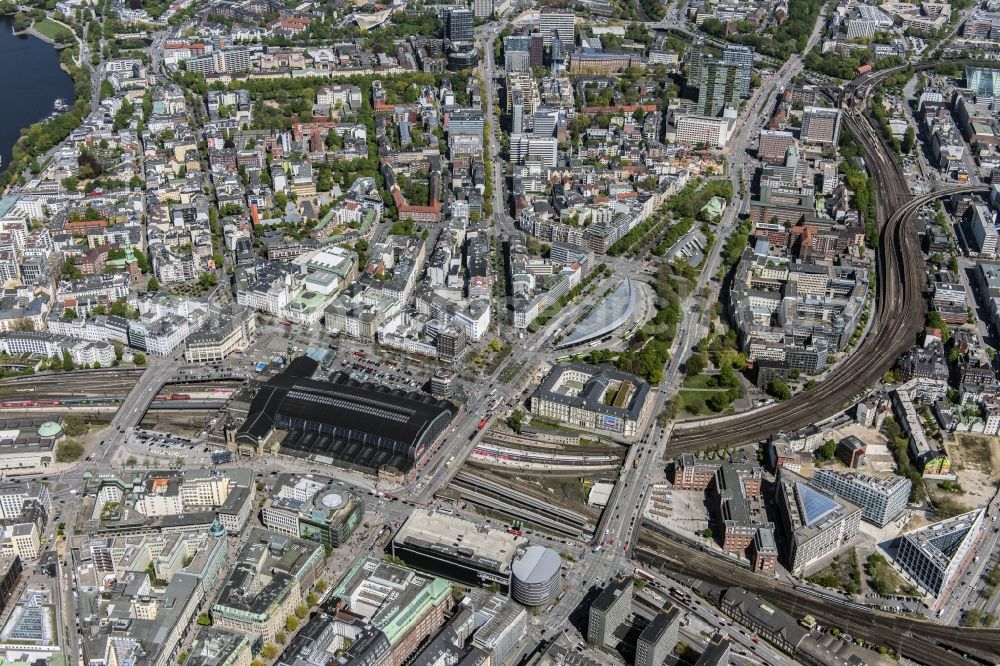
<box><xmin>539</xmin><ymin>7</ymin><xmax>574</xmax><ymax>47</ymax></box>
<box><xmin>688</xmin><ymin>37</ymin><xmax>705</xmax><ymax>87</ymax></box>
<box><xmin>587</xmin><ymin>577</ymin><xmax>633</xmax><ymax>648</ymax></box>
<box><xmin>722</xmin><ymin>44</ymin><xmax>754</xmax><ymax>97</ymax></box>
<box><xmin>474</xmin><ymin>0</ymin><xmax>493</xmax><ymax>19</ymax></box>
<box><xmin>529</xmin><ymin>34</ymin><xmax>544</xmax><ymax>68</ymax></box>
<box><xmin>636</xmin><ymin>604</ymin><xmax>681</xmax><ymax>666</ymax></box>
<box><xmin>447</xmin><ymin>8</ymin><xmax>474</xmax><ymax>42</ymax></box>
<box><xmin>531</xmin><ymin>107</ymin><xmax>560</xmax><ymax>137</ymax></box>
<box><xmin>504</xmin><ymin>35</ymin><xmax>531</xmax><ymax>71</ymax></box>
<box><xmin>697</xmin><ymin>59</ymin><xmax>742</xmax><ymax>117</ymax></box>
<box><xmin>511</xmin><ymin>90</ymin><xmax>524</xmax><ymax>135</ymax></box>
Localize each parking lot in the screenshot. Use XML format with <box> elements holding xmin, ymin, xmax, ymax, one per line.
<box><xmin>122</xmin><ymin>428</ymin><xmax>221</xmax><ymax>467</ymax></box>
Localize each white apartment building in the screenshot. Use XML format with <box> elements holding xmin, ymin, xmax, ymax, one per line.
<box><xmin>811</xmin><ymin>470</ymin><xmax>911</xmax><ymax>527</ymax></box>
<box><xmin>674</xmin><ymin>114</ymin><xmax>736</xmax><ymax>148</ymax></box>
<box><xmin>969</xmin><ymin>204</ymin><xmax>999</xmax><ymax>257</ymax></box>
<box><xmin>0</xmin><ymin>483</ymin><xmax>50</xmax><ymax>521</ymax></box>
<box><xmin>0</xmin><ymin>523</ymin><xmax>40</xmax><ymax>560</ymax></box>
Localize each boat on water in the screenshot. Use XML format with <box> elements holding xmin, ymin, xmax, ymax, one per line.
<box><xmin>53</xmin><ymin>98</ymin><xmax>66</xmax><ymax>111</ymax></box>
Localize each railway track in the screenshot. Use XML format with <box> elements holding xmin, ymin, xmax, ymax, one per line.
<box><xmin>640</xmin><ymin>56</ymin><xmax>1000</xmax><ymax>666</ymax></box>
<box><xmin>666</xmin><ymin>88</ymin><xmax>988</xmax><ymax>453</ymax></box>
<box><xmin>636</xmin><ymin>528</ymin><xmax>1000</xmax><ymax>666</ymax></box>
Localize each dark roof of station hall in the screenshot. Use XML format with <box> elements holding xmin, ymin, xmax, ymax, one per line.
<box><xmin>239</xmin><ymin>356</ymin><xmax>454</xmax><ymax>446</ymax></box>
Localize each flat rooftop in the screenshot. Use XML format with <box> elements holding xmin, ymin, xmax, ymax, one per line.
<box><xmin>214</xmin><ymin>528</ymin><xmax>322</xmax><ymax>617</ymax></box>
<box><xmin>393</xmin><ymin>511</ymin><xmax>527</xmax><ymax>574</ymax></box>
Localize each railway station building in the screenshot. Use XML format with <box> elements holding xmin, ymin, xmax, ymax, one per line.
<box><xmin>236</xmin><ymin>357</ymin><xmax>454</xmax><ymax>474</ymax></box>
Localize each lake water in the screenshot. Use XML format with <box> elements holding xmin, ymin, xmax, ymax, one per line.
<box><xmin>0</xmin><ymin>15</ymin><xmax>76</xmax><ymax>168</ymax></box>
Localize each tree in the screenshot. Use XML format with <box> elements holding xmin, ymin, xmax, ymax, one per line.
<box><xmin>196</xmin><ymin>613</ymin><xmax>211</xmax><ymax>626</ymax></box>
<box><xmin>766</xmin><ymin>379</ymin><xmax>792</xmax><ymax>400</ymax></box>
<box><xmin>315</xmin><ymin>579</ymin><xmax>328</xmax><ymax>593</ymax></box>
<box><xmin>63</xmin><ymin>414</ymin><xmax>89</xmax><ymax>437</ymax></box>
<box><xmin>276</xmin><ymin>631</ymin><xmax>287</xmax><ymax>644</ymax></box>
<box><xmin>718</xmin><ymin>364</ymin><xmax>739</xmax><ymax>388</ymax></box>
<box><xmin>62</xmin><ymin>350</ymin><xmax>75</xmax><ymax>371</ymax></box>
<box><xmin>902</xmin><ymin>126</ymin><xmax>916</xmax><ymax>154</ymax></box>
<box><xmin>147</xmin><ymin>277</ymin><xmax>160</xmax><ymax>292</ymax></box>
<box><xmin>109</xmin><ymin>301</ymin><xmax>138</xmax><ymax>320</ymax></box>
<box><xmin>706</xmin><ymin>394</ymin><xmax>729</xmax><ymax>412</ymax></box>
<box><xmin>133</xmin><ymin>353</ymin><xmax>146</xmax><ymax>366</ymax></box>
<box><xmin>294</xmin><ymin>603</ymin><xmax>309</xmax><ymax>619</ymax></box>
<box><xmin>260</xmin><ymin>644</ymin><xmax>278</xmax><ymax>660</ymax></box>
<box><xmin>307</xmin><ymin>592</ymin><xmax>318</xmax><ymax>606</ymax></box>
<box><xmin>285</xmin><ymin>615</ymin><xmax>299</xmax><ymax>632</ymax></box>
<box><xmin>507</xmin><ymin>409</ymin><xmax>523</xmax><ymax>433</ymax></box>
<box><xmin>62</xmin><ymin>257</ymin><xmax>83</xmax><ymax>280</ymax></box>
<box><xmin>62</xmin><ymin>308</ymin><xmax>77</xmax><ymax>320</ymax></box>
<box><xmin>125</xmin><ymin>455</ymin><xmax>138</xmax><ymax>467</ymax></box>
<box><xmin>55</xmin><ymin>440</ymin><xmax>85</xmax><ymax>462</ymax></box>
<box><xmin>816</xmin><ymin>439</ymin><xmax>837</xmax><ymax>461</ymax></box>
<box><xmin>684</xmin><ymin>353</ymin><xmax>707</xmax><ymax>376</ymax></box>
<box><xmin>11</xmin><ymin>12</ymin><xmax>30</xmax><ymax>31</ymax></box>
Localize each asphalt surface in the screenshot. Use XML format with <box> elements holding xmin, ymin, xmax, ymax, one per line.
<box><xmin>666</xmin><ymin>59</ymin><xmax>992</xmax><ymax>452</ymax></box>
<box><xmin>636</xmin><ymin>527</ymin><xmax>1000</xmax><ymax>665</ymax></box>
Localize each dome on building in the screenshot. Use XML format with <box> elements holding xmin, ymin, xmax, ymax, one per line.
<box><xmin>319</xmin><ymin>491</ymin><xmax>345</xmax><ymax>510</ymax></box>
<box><xmin>511</xmin><ymin>546</ymin><xmax>561</xmax><ymax>606</ymax></box>
<box><xmin>209</xmin><ymin>516</ymin><xmax>226</xmax><ymax>538</ymax></box>
<box><xmin>38</xmin><ymin>422</ymin><xmax>63</xmax><ymax>439</ymax></box>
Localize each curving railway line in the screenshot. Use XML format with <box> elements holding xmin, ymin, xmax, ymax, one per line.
<box><xmin>665</xmin><ymin>65</ymin><xmax>990</xmax><ymax>453</ymax></box>
<box><xmin>640</xmin><ymin>56</ymin><xmax>1000</xmax><ymax>666</ymax></box>
<box><xmin>635</xmin><ymin>527</ymin><xmax>1000</xmax><ymax>666</ymax></box>
<box><xmin>668</xmin><ymin>181</ymin><xmax>988</xmax><ymax>452</ymax></box>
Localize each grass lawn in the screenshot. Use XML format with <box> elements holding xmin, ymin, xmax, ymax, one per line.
<box><xmin>932</xmin><ymin>494</ymin><xmax>971</xmax><ymax>520</ymax></box>
<box><xmin>808</xmin><ymin>549</ymin><xmax>861</xmax><ymax>595</ymax></box>
<box><xmin>529</xmin><ymin>417</ymin><xmax>587</xmax><ymax>437</ymax></box>
<box><xmin>33</xmin><ymin>19</ymin><xmax>70</xmax><ymax>40</ymax></box>
<box><xmin>678</xmin><ymin>390</ymin><xmax>711</xmax><ymax>414</ymax></box>
<box><xmin>681</xmin><ymin>373</ymin><xmax>719</xmax><ymax>389</ymax></box>
<box><xmin>535</xmin><ymin>476</ymin><xmax>590</xmax><ymax>504</ymax></box>
<box><xmin>678</xmin><ymin>389</ymin><xmax>730</xmax><ymax>415</ymax></box>
<box><xmin>865</xmin><ymin>553</ymin><xmax>917</xmax><ymax>596</ymax></box>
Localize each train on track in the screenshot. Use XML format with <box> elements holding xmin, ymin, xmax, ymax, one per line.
<box><xmin>1</xmin><ymin>397</ymin><xmax>122</xmax><ymax>407</ymax></box>
<box><xmin>473</xmin><ymin>443</ymin><xmax>615</xmax><ymax>464</ymax></box>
